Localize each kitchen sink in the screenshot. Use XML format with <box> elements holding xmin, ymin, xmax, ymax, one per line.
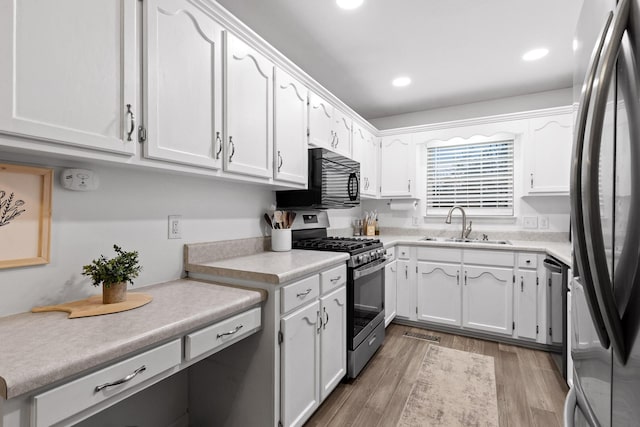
<box><xmin>421</xmin><ymin>237</ymin><xmax>512</xmax><ymax>245</ymax></box>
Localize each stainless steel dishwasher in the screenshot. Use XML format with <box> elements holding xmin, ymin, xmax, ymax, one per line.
<box><xmin>544</xmin><ymin>256</ymin><xmax>569</xmax><ymax>381</ymax></box>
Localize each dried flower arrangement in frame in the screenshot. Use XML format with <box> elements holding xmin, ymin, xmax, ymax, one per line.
<box><xmin>0</xmin><ymin>163</ymin><xmax>52</xmax><ymax>268</ymax></box>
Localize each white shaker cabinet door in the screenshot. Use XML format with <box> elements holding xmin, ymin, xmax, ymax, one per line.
<box><xmin>308</xmin><ymin>92</ymin><xmax>334</xmax><ymax>150</ymax></box>
<box><xmin>143</xmin><ymin>0</ymin><xmax>224</xmax><ymax>169</ymax></box>
<box><xmin>517</xmin><ymin>270</ymin><xmax>538</xmax><ymax>340</ymax></box>
<box><xmin>417</xmin><ymin>262</ymin><xmax>462</xmax><ymax>327</ymax></box>
<box><xmin>380</xmin><ymin>134</ymin><xmax>414</xmax><ymax>197</ymax></box>
<box><xmin>396</xmin><ymin>260</ymin><xmax>417</xmax><ymax>320</ymax></box>
<box><xmin>462</xmin><ymin>265</ymin><xmax>513</xmax><ymax>336</ymax></box>
<box><xmin>319</xmin><ymin>286</ymin><xmax>346</xmax><ymax>401</ymax></box>
<box><xmin>225</xmin><ymin>33</ymin><xmax>273</xmax><ymax>178</ymax></box>
<box><xmin>362</xmin><ymin>134</ymin><xmax>379</xmax><ymax>198</ymax></box>
<box><xmin>274</xmin><ymin>68</ymin><xmax>308</xmax><ymax>185</ymax></box>
<box><xmin>0</xmin><ymin>0</ymin><xmax>137</xmax><ymax>155</ymax></box>
<box><xmin>332</xmin><ymin>108</ymin><xmax>352</xmax><ymax>158</ymax></box>
<box><xmin>281</xmin><ymin>301</ymin><xmax>320</xmax><ymax>427</ymax></box>
<box><xmin>384</xmin><ymin>260</ymin><xmax>397</xmax><ymax>326</ymax></box>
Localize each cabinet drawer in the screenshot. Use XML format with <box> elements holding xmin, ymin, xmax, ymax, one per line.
<box><xmin>320</xmin><ymin>264</ymin><xmax>347</xmax><ymax>294</ymax></box>
<box><xmin>32</xmin><ymin>339</ymin><xmax>181</xmax><ymax>427</ymax></box>
<box><xmin>281</xmin><ymin>274</ymin><xmax>320</xmax><ymax>313</ymax></box>
<box><xmin>185</xmin><ymin>307</ymin><xmax>262</xmax><ymax>361</ymax></box>
<box><xmin>464</xmin><ymin>250</ymin><xmax>513</xmax><ymax>267</ymax></box>
<box><xmin>417</xmin><ymin>247</ymin><xmax>461</xmax><ymax>263</ymax></box>
<box><xmin>517</xmin><ymin>253</ymin><xmax>538</xmax><ymax>269</ymax></box>
<box><xmin>385</xmin><ymin>246</ymin><xmax>396</xmax><ymax>259</ymax></box>
<box><xmin>397</xmin><ymin>246</ymin><xmax>411</xmax><ymax>260</ymax></box>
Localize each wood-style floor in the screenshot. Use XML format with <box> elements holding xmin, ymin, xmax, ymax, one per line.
<box><xmin>305</xmin><ymin>324</ymin><xmax>569</xmax><ymax>427</ymax></box>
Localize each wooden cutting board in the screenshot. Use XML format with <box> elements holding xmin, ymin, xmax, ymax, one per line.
<box><xmin>31</xmin><ymin>293</ymin><xmax>153</xmax><ymax>319</ymax></box>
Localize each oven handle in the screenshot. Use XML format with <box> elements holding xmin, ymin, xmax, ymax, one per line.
<box><xmin>353</xmin><ymin>257</ymin><xmax>392</xmax><ymax>280</ymax></box>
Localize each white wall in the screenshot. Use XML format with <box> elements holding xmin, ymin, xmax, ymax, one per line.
<box><xmin>370</xmin><ymin>88</ymin><xmax>572</xmax><ymax>130</ymax></box>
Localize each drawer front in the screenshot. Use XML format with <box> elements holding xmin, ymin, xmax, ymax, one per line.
<box><xmin>518</xmin><ymin>253</ymin><xmax>538</xmax><ymax>269</ymax></box>
<box><xmin>185</xmin><ymin>307</ymin><xmax>261</xmax><ymax>361</ymax></box>
<box><xmin>417</xmin><ymin>247</ymin><xmax>461</xmax><ymax>263</ymax></box>
<box><xmin>33</xmin><ymin>339</ymin><xmax>181</xmax><ymax>427</ymax></box>
<box><xmin>281</xmin><ymin>274</ymin><xmax>320</xmax><ymax>314</ymax></box>
<box><xmin>320</xmin><ymin>264</ymin><xmax>347</xmax><ymax>294</ymax></box>
<box><xmin>464</xmin><ymin>249</ymin><xmax>514</xmax><ymax>267</ymax></box>
<box><xmin>397</xmin><ymin>246</ymin><xmax>411</xmax><ymax>260</ymax></box>
<box><xmin>386</xmin><ymin>247</ymin><xmax>396</xmax><ymax>259</ymax></box>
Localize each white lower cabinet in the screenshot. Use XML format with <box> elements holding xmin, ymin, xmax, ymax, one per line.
<box><xmin>384</xmin><ymin>260</ymin><xmax>397</xmax><ymax>326</ymax></box>
<box><xmin>396</xmin><ymin>258</ymin><xmax>417</xmax><ymax>320</ymax></box>
<box><xmin>516</xmin><ymin>270</ymin><xmax>538</xmax><ymax>340</ymax></box>
<box><xmin>462</xmin><ymin>265</ymin><xmax>513</xmax><ymax>336</ymax></box>
<box><xmin>280</xmin><ymin>274</ymin><xmax>347</xmax><ymax>427</ymax></box>
<box><xmin>417</xmin><ymin>262</ymin><xmax>461</xmax><ymax>327</ymax></box>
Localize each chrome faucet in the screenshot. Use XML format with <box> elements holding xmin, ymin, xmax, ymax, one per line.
<box><xmin>445</xmin><ymin>206</ymin><xmax>472</xmax><ymax>239</ymax></box>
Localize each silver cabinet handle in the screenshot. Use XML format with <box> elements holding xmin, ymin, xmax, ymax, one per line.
<box><xmin>408</xmin><ymin>179</ymin><xmax>411</xmax><ymax>192</ymax></box>
<box><xmin>95</xmin><ymin>365</ymin><xmax>146</xmax><ymax>392</ymax></box>
<box><xmin>330</xmin><ymin>276</ymin><xmax>342</xmax><ymax>283</ymax></box>
<box><xmin>277</xmin><ymin>150</ymin><xmax>283</xmax><ymax>172</ymax></box>
<box><xmin>329</xmin><ymin>130</ymin><xmax>336</xmax><ymax>148</ymax></box>
<box><xmin>334</xmin><ymin>136</ymin><xmax>339</xmax><ymax>148</ymax></box>
<box><xmin>296</xmin><ymin>288</ymin><xmax>312</xmax><ymax>298</ymax></box>
<box><xmin>570</xmin><ymin>7</ymin><xmax>613</xmax><ymax>350</ymax></box>
<box><xmin>125</xmin><ymin>104</ymin><xmax>135</xmax><ymax>142</ymax></box>
<box><xmin>520</xmin><ymin>276</ymin><xmax>524</xmax><ymax>292</ymax></box>
<box><xmin>317</xmin><ymin>310</ymin><xmax>323</xmax><ymax>333</ymax></box>
<box><xmin>456</xmin><ymin>270</ymin><xmax>460</xmax><ymax>286</ymax></box>
<box><xmin>405</xmin><ymin>265</ymin><xmax>408</xmax><ymax>279</ymax></box>
<box><xmin>228</xmin><ymin>136</ymin><xmax>235</xmax><ymax>162</ymax></box>
<box><xmin>464</xmin><ymin>271</ymin><xmax>467</xmax><ymax>286</ymax></box>
<box><xmin>215</xmin><ymin>132</ymin><xmax>222</xmax><ymax>159</ymax></box>
<box><xmin>530</xmin><ymin>173</ymin><xmax>534</xmax><ymax>189</ymax></box>
<box><xmin>217</xmin><ymin>324</ymin><xmax>243</xmax><ymax>339</ymax></box>
<box><xmin>582</xmin><ymin>0</ymin><xmax>631</xmax><ymax>362</ymax></box>
<box><xmin>323</xmin><ymin>307</ymin><xmax>329</xmax><ymax>330</ymax></box>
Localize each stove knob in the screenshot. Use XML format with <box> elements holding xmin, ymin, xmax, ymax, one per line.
<box><xmin>357</xmin><ymin>255</ymin><xmax>364</xmax><ymax>264</ymax></box>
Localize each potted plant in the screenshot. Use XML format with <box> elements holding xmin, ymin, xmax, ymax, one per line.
<box><xmin>82</xmin><ymin>244</ymin><xmax>142</xmax><ymax>304</ymax></box>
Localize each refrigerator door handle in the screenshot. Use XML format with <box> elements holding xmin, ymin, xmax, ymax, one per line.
<box><xmin>570</xmin><ymin>8</ymin><xmax>614</xmax><ymax>349</ymax></box>
<box><xmin>582</xmin><ymin>0</ymin><xmax>631</xmax><ymax>363</ymax></box>
<box><xmin>563</xmin><ymin>387</ymin><xmax>577</xmax><ymax>427</ymax></box>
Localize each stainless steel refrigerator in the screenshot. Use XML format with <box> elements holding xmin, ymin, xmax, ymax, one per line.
<box><xmin>566</xmin><ymin>0</ymin><xmax>640</xmax><ymax>425</ymax></box>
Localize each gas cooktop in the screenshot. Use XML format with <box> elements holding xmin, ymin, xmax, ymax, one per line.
<box><xmin>292</xmin><ymin>236</ymin><xmax>382</xmax><ymax>254</ymax></box>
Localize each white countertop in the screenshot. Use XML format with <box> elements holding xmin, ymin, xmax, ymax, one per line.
<box><xmin>0</xmin><ymin>279</ymin><xmax>265</xmax><ymax>399</ymax></box>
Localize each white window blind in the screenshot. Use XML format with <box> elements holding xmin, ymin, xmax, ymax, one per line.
<box><xmin>426</xmin><ymin>139</ymin><xmax>514</xmax><ymax>216</ymax></box>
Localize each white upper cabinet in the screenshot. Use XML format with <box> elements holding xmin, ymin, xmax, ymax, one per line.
<box><xmin>225</xmin><ymin>33</ymin><xmax>274</xmax><ymax>178</ymax></box>
<box><xmin>308</xmin><ymin>92</ymin><xmax>334</xmax><ymax>150</ymax></box>
<box><xmin>143</xmin><ymin>0</ymin><xmax>224</xmax><ymax>169</ymax></box>
<box><xmin>274</xmin><ymin>68</ymin><xmax>308</xmax><ymax>185</ymax></box>
<box><xmin>380</xmin><ymin>134</ymin><xmax>415</xmax><ymax>197</ymax></box>
<box><xmin>0</xmin><ymin>0</ymin><xmax>137</xmax><ymax>155</ymax></box>
<box><xmin>332</xmin><ymin>108</ymin><xmax>352</xmax><ymax>158</ymax></box>
<box><xmin>524</xmin><ymin>113</ymin><xmax>573</xmax><ymax>195</ymax></box>
<box><xmin>353</xmin><ymin>124</ymin><xmax>379</xmax><ymax>198</ymax></box>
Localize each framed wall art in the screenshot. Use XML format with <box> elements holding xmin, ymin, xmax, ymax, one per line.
<box><xmin>0</xmin><ymin>163</ymin><xmax>53</xmax><ymax>268</ymax></box>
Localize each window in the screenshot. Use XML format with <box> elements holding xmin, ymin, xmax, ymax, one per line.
<box><xmin>425</xmin><ymin>138</ymin><xmax>514</xmax><ymax>216</ymax></box>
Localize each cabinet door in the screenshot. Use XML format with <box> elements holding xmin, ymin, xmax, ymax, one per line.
<box><xmin>517</xmin><ymin>270</ymin><xmax>538</xmax><ymax>340</ymax></box>
<box><xmin>417</xmin><ymin>262</ymin><xmax>462</xmax><ymax>327</ymax></box>
<box><xmin>332</xmin><ymin>108</ymin><xmax>352</xmax><ymax>158</ymax></box>
<box><xmin>274</xmin><ymin>68</ymin><xmax>308</xmax><ymax>185</ymax></box>
<box><xmin>396</xmin><ymin>260</ymin><xmax>416</xmax><ymax>320</ymax></box>
<box><xmin>143</xmin><ymin>0</ymin><xmax>223</xmax><ymax>169</ymax></box>
<box><xmin>281</xmin><ymin>301</ymin><xmax>320</xmax><ymax>427</ymax></box>
<box><xmin>525</xmin><ymin>114</ymin><xmax>573</xmax><ymax>194</ymax></box>
<box><xmin>463</xmin><ymin>265</ymin><xmax>513</xmax><ymax>336</ymax></box>
<box><xmin>380</xmin><ymin>134</ymin><xmax>414</xmax><ymax>197</ymax></box>
<box><xmin>0</xmin><ymin>0</ymin><xmax>136</xmax><ymax>155</ymax></box>
<box><xmin>362</xmin><ymin>134</ymin><xmax>379</xmax><ymax>198</ymax></box>
<box><xmin>225</xmin><ymin>33</ymin><xmax>273</xmax><ymax>178</ymax></box>
<box><xmin>308</xmin><ymin>92</ymin><xmax>334</xmax><ymax>150</ymax></box>
<box><xmin>319</xmin><ymin>286</ymin><xmax>346</xmax><ymax>401</ymax></box>
<box><xmin>384</xmin><ymin>260</ymin><xmax>397</xmax><ymax>327</ymax></box>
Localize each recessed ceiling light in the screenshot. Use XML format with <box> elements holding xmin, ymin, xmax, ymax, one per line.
<box><xmin>392</xmin><ymin>76</ymin><xmax>411</xmax><ymax>87</ymax></box>
<box><xmin>522</xmin><ymin>48</ymin><xmax>549</xmax><ymax>61</ymax></box>
<box><xmin>336</xmin><ymin>0</ymin><xmax>364</xmax><ymax>10</ymax></box>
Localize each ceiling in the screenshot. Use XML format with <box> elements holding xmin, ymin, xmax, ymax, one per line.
<box><xmin>216</xmin><ymin>0</ymin><xmax>583</xmax><ymax>121</ymax></box>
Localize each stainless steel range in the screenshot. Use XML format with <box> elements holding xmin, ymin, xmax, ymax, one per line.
<box><xmin>290</xmin><ymin>212</ymin><xmax>390</xmax><ymax>378</ymax></box>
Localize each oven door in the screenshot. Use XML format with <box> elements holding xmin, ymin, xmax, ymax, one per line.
<box><xmin>350</xmin><ymin>257</ymin><xmax>390</xmax><ymax>350</ymax></box>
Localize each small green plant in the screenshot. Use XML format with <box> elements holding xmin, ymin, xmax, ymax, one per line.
<box><xmin>82</xmin><ymin>245</ymin><xmax>142</xmax><ymax>287</ymax></box>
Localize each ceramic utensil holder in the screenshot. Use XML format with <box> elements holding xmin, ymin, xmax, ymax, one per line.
<box><xmin>271</xmin><ymin>228</ymin><xmax>292</xmax><ymax>252</ymax></box>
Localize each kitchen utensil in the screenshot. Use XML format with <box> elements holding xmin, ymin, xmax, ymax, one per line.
<box><xmin>264</xmin><ymin>213</ymin><xmax>273</xmax><ymax>228</ymax></box>
<box><xmin>274</xmin><ymin>210</ymin><xmax>283</xmax><ymax>229</ymax></box>
<box><xmin>288</xmin><ymin>212</ymin><xmax>296</xmax><ymax>227</ymax></box>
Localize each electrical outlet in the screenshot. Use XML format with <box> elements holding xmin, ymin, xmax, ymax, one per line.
<box><xmin>539</xmin><ymin>216</ymin><xmax>549</xmax><ymax>229</ymax></box>
<box><xmin>523</xmin><ymin>216</ymin><xmax>538</xmax><ymax>229</ymax></box>
<box><xmin>168</xmin><ymin>215</ymin><xmax>182</xmax><ymax>239</ymax></box>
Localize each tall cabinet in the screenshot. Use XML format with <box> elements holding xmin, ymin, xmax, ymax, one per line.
<box><xmin>0</xmin><ymin>0</ymin><xmax>137</xmax><ymax>155</ymax></box>
<box><xmin>380</xmin><ymin>134</ymin><xmax>415</xmax><ymax>197</ymax></box>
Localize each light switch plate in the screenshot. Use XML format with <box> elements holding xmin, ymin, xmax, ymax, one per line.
<box><xmin>523</xmin><ymin>216</ymin><xmax>538</xmax><ymax>229</ymax></box>
<box><xmin>60</xmin><ymin>168</ymin><xmax>99</xmax><ymax>191</ymax></box>
<box><xmin>539</xmin><ymin>216</ymin><xmax>549</xmax><ymax>229</ymax></box>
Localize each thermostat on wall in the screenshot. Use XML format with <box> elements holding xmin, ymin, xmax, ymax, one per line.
<box><xmin>60</xmin><ymin>168</ymin><xmax>99</xmax><ymax>191</ymax></box>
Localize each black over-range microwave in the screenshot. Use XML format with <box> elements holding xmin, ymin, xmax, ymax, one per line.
<box><xmin>276</xmin><ymin>148</ymin><xmax>360</xmax><ymax>209</ymax></box>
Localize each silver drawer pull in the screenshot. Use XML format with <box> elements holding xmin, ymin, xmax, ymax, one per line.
<box><xmin>94</xmin><ymin>365</ymin><xmax>146</xmax><ymax>392</ymax></box>
<box><xmin>330</xmin><ymin>276</ymin><xmax>342</xmax><ymax>283</ymax></box>
<box><xmin>217</xmin><ymin>325</ymin><xmax>243</xmax><ymax>339</ymax></box>
<box><xmin>296</xmin><ymin>288</ymin><xmax>313</xmax><ymax>298</ymax></box>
